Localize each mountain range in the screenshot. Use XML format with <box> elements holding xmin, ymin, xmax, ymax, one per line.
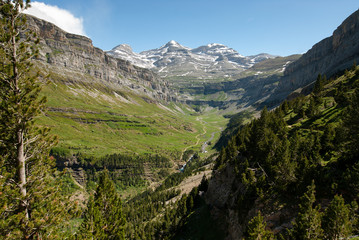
<box><xmin>107</xmin><ymin>41</ymin><xmax>277</xmax><ymax>79</ymax></box>
<box><xmin>25</xmin><ymin>7</ymin><xmax>359</xmax><ymax>140</ymax></box>
<box><xmin>106</xmin><ymin>8</ymin><xmax>359</xmax><ymax>112</ymax></box>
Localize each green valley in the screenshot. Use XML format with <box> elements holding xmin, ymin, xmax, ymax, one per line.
<box><xmin>2</xmin><ymin>1</ymin><xmax>359</xmax><ymax>239</ymax></box>
<box><xmin>39</xmin><ymin>76</ymin><xmax>228</xmax><ymax>157</ymax></box>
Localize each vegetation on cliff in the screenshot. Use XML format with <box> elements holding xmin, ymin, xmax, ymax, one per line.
<box><xmin>209</xmin><ymin>64</ymin><xmax>359</xmax><ymax>239</ymax></box>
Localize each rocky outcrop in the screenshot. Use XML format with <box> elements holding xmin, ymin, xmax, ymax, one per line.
<box><xmin>205</xmin><ymin>163</ymin><xmax>244</xmax><ymax>239</ymax></box>
<box><xmin>205</xmin><ymin>162</ymin><xmax>295</xmax><ymax>240</ymax></box>
<box><xmin>272</xmin><ymin>9</ymin><xmax>359</xmax><ymax>101</ymax></box>
<box><xmin>26</xmin><ymin>15</ymin><xmax>175</xmax><ymax>102</ymax></box>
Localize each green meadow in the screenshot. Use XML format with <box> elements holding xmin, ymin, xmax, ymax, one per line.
<box><xmin>37</xmin><ymin>78</ymin><xmax>228</xmax><ymax>163</ymax></box>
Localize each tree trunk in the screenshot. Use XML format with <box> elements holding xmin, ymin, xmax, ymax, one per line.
<box><xmin>17</xmin><ymin>130</ymin><xmax>29</xmax><ymax>220</ymax></box>
<box><xmin>11</xmin><ymin>12</ymin><xmax>29</xmax><ymax>220</ymax></box>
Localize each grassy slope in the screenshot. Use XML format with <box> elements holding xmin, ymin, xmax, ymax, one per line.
<box><xmin>37</xmin><ymin>76</ymin><xmax>228</xmax><ymax>162</ymax></box>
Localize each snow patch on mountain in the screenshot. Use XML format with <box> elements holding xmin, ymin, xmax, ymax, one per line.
<box><xmin>107</xmin><ymin>44</ymin><xmax>154</xmax><ymax>69</ymax></box>
<box><xmin>106</xmin><ymin>41</ymin><xmax>278</xmax><ymax>79</ymax></box>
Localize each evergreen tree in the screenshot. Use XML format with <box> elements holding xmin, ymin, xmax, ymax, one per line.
<box><xmin>322</xmin><ymin>195</ymin><xmax>352</xmax><ymax>240</ymax></box>
<box><xmin>0</xmin><ymin>1</ymin><xmax>71</xmax><ymax>238</ymax></box>
<box><xmin>246</xmin><ymin>211</ymin><xmax>273</xmax><ymax>240</ymax></box>
<box><xmin>306</xmin><ymin>97</ymin><xmax>318</xmax><ymax>118</ymax></box>
<box><xmin>273</xmin><ymin>138</ymin><xmax>297</xmax><ymax>190</ymax></box>
<box><xmin>281</xmin><ymin>100</ymin><xmax>289</xmax><ymax>114</ymax></box>
<box><xmin>321</xmin><ymin>124</ymin><xmax>336</xmax><ymax>154</ymax></box>
<box><xmin>198</xmin><ymin>174</ymin><xmax>209</xmax><ymax>192</ymax></box>
<box><xmin>291</xmin><ymin>181</ymin><xmax>323</xmax><ymax>240</ymax></box>
<box><xmin>313</xmin><ymin>74</ymin><xmax>324</xmax><ymax>95</ymax></box>
<box><xmin>344</xmin><ymin>161</ymin><xmax>359</xmax><ymax>197</ymax></box>
<box><xmin>343</xmin><ymin>89</ymin><xmax>359</xmax><ymax>156</ymax></box>
<box><xmin>79</xmin><ymin>170</ymin><xmax>126</xmax><ymax>240</ymax></box>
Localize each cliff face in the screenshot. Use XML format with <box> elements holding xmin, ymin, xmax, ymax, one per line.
<box><xmin>205</xmin><ymin>164</ymin><xmax>244</xmax><ymax>240</ymax></box>
<box><xmin>273</xmin><ymin>9</ymin><xmax>359</xmax><ymax>100</ymax></box>
<box><xmin>26</xmin><ymin>15</ymin><xmax>175</xmax><ymax>102</ymax></box>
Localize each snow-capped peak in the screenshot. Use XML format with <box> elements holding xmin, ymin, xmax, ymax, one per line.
<box><xmin>106</xmin><ymin>44</ymin><xmax>155</xmax><ymax>69</ymax></box>
<box><xmin>107</xmin><ymin>40</ymin><xmax>277</xmax><ymax>79</ymax></box>
<box><xmin>160</xmin><ymin>40</ymin><xmax>190</xmax><ymax>51</ymax></box>
<box><xmin>113</xmin><ymin>44</ymin><xmax>133</xmax><ymax>54</ymax></box>
<box><xmin>168</xmin><ymin>40</ymin><xmax>180</xmax><ymax>46</ymax></box>
<box><xmin>207</xmin><ymin>43</ymin><xmax>225</xmax><ymax>48</ymax></box>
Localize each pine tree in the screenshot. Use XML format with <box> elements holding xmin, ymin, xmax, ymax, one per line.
<box><xmin>343</xmin><ymin>89</ymin><xmax>359</xmax><ymax>156</ymax></box>
<box><xmin>198</xmin><ymin>174</ymin><xmax>209</xmax><ymax>192</ymax></box>
<box><xmin>313</xmin><ymin>74</ymin><xmax>324</xmax><ymax>95</ymax></box>
<box><xmin>306</xmin><ymin>97</ymin><xmax>318</xmax><ymax>118</ymax></box>
<box><xmin>79</xmin><ymin>170</ymin><xmax>126</xmax><ymax>240</ymax></box>
<box><xmin>246</xmin><ymin>211</ymin><xmax>273</xmax><ymax>240</ymax></box>
<box><xmin>322</xmin><ymin>195</ymin><xmax>352</xmax><ymax>240</ymax></box>
<box><xmin>281</xmin><ymin>100</ymin><xmax>289</xmax><ymax>114</ymax></box>
<box><xmin>0</xmin><ymin>1</ymin><xmax>71</xmax><ymax>239</ymax></box>
<box><xmin>291</xmin><ymin>181</ymin><xmax>323</xmax><ymax>240</ymax></box>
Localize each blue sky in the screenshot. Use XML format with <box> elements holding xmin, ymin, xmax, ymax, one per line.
<box><xmin>25</xmin><ymin>0</ymin><xmax>358</xmax><ymax>56</ymax></box>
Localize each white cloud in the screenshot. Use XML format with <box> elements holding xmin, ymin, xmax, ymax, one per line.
<box><xmin>23</xmin><ymin>2</ymin><xmax>86</xmax><ymax>36</ymax></box>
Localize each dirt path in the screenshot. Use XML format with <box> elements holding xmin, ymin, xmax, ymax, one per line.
<box><xmin>179</xmin><ymin>117</ymin><xmax>207</xmax><ymax>161</ymax></box>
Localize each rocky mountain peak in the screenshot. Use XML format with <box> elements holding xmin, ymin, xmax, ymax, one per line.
<box><xmin>108</xmin><ymin>44</ymin><xmax>154</xmax><ymax>69</ymax></box>
<box><xmin>193</xmin><ymin>43</ymin><xmax>240</xmax><ymax>57</ymax></box>
<box><xmin>164</xmin><ymin>40</ymin><xmax>184</xmax><ymax>48</ymax></box>
<box><xmin>146</xmin><ymin>40</ymin><xmax>190</xmax><ymax>56</ymax></box>
<box><xmin>112</xmin><ymin>44</ymin><xmax>133</xmax><ymax>54</ymax></box>
<box><xmin>108</xmin><ymin>41</ymin><xmax>277</xmax><ymax>79</ymax></box>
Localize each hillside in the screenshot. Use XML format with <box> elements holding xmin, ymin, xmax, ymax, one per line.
<box><xmin>184</xmin><ymin>54</ymin><xmax>302</xmax><ymax>112</ymax></box>
<box><xmin>203</xmin><ymin>65</ymin><xmax>359</xmax><ymax>239</ymax></box>
<box><xmin>117</xmin><ymin>65</ymin><xmax>359</xmax><ymax>240</ymax></box>
<box><xmin>21</xmin><ymin>15</ymin><xmax>229</xmax><ymax>191</ymax></box>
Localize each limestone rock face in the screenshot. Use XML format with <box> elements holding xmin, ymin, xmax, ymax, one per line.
<box><xmin>273</xmin><ymin>9</ymin><xmax>359</xmax><ymax>100</ymax></box>
<box><xmin>205</xmin><ymin>163</ymin><xmax>247</xmax><ymax>240</ymax></box>
<box><xmin>26</xmin><ymin>15</ymin><xmax>175</xmax><ymax>102</ymax></box>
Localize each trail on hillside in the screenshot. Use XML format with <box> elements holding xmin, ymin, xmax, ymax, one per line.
<box><xmin>201</xmin><ymin>127</ymin><xmax>222</xmax><ymax>153</ymax></box>
<box><xmin>179</xmin><ymin>117</ymin><xmax>207</xmax><ymax>162</ymax></box>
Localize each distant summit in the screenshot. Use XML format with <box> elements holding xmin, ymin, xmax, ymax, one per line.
<box><xmin>109</xmin><ymin>44</ymin><xmax>154</xmax><ymax>69</ymax></box>
<box><xmin>163</xmin><ymin>40</ymin><xmax>188</xmax><ymax>49</ymax></box>
<box><xmin>107</xmin><ymin>41</ymin><xmax>277</xmax><ymax>79</ymax></box>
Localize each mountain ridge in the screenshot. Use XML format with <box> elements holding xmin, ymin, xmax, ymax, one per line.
<box><xmin>107</xmin><ymin>41</ymin><xmax>278</xmax><ymax>79</ymax></box>
<box><xmin>26</xmin><ymin>14</ymin><xmax>175</xmax><ymax>103</ymax></box>
<box><xmin>270</xmin><ymin>8</ymin><xmax>359</xmax><ymax>102</ymax></box>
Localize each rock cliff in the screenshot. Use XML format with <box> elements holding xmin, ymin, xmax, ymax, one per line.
<box><xmin>206</xmin><ymin>158</ymin><xmax>299</xmax><ymax>239</ymax></box>
<box><xmin>26</xmin><ymin>15</ymin><xmax>175</xmax><ymax>102</ymax></box>
<box><xmin>272</xmin><ymin>8</ymin><xmax>359</xmax><ymax>101</ymax></box>
<box><xmin>205</xmin><ymin>163</ymin><xmax>244</xmax><ymax>239</ymax></box>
